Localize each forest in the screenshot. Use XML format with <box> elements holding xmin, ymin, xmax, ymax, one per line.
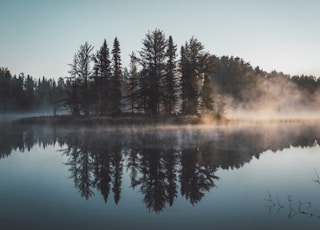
<box><xmin>1</xmin><ymin>29</ymin><xmax>320</xmax><ymax>119</ymax></box>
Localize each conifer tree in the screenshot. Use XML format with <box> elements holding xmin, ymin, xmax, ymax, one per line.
<box><xmin>93</xmin><ymin>39</ymin><xmax>111</xmax><ymax>115</ymax></box>
<box><xmin>163</xmin><ymin>35</ymin><xmax>178</xmax><ymax>115</ymax></box>
<box><xmin>127</xmin><ymin>52</ymin><xmax>139</xmax><ymax>114</ymax></box>
<box><xmin>78</xmin><ymin>42</ymin><xmax>94</xmax><ymax>115</ymax></box>
<box><xmin>111</xmin><ymin>37</ymin><xmax>122</xmax><ymax>115</ymax></box>
<box><xmin>180</xmin><ymin>37</ymin><xmax>214</xmax><ymax>115</ymax></box>
<box><xmin>139</xmin><ymin>29</ymin><xmax>167</xmax><ymax>115</ymax></box>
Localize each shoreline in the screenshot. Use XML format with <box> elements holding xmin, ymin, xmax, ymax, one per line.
<box><xmin>10</xmin><ymin>115</ymin><xmax>320</xmax><ymax>128</ymax></box>
<box><xmin>12</xmin><ymin>115</ymin><xmax>221</xmax><ymax>127</ymax></box>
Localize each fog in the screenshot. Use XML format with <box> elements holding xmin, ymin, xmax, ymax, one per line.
<box><xmin>220</xmin><ymin>74</ymin><xmax>320</xmax><ymax>121</ymax></box>
<box><xmin>0</xmin><ymin>109</ymin><xmax>69</xmax><ymax>123</ymax></box>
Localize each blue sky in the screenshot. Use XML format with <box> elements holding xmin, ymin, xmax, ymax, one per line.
<box><xmin>0</xmin><ymin>0</ymin><xmax>319</xmax><ymax>79</ymax></box>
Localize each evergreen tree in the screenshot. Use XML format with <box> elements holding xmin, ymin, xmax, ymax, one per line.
<box><xmin>78</xmin><ymin>42</ymin><xmax>94</xmax><ymax>115</ymax></box>
<box><xmin>139</xmin><ymin>29</ymin><xmax>167</xmax><ymax>115</ymax></box>
<box><xmin>111</xmin><ymin>37</ymin><xmax>122</xmax><ymax>115</ymax></box>
<box><xmin>180</xmin><ymin>45</ymin><xmax>188</xmax><ymax>114</ymax></box>
<box><xmin>93</xmin><ymin>39</ymin><xmax>111</xmax><ymax>115</ymax></box>
<box><xmin>163</xmin><ymin>35</ymin><xmax>178</xmax><ymax>115</ymax></box>
<box><xmin>180</xmin><ymin>37</ymin><xmax>214</xmax><ymax>115</ymax></box>
<box><xmin>127</xmin><ymin>52</ymin><xmax>140</xmax><ymax>114</ymax></box>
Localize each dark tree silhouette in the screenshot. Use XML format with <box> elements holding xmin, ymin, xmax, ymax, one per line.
<box><xmin>110</xmin><ymin>37</ymin><xmax>122</xmax><ymax>115</ymax></box>
<box><xmin>139</xmin><ymin>29</ymin><xmax>167</xmax><ymax>115</ymax></box>
<box><xmin>67</xmin><ymin>42</ymin><xmax>94</xmax><ymax>115</ymax></box>
<box><xmin>64</xmin><ymin>133</ymin><xmax>94</xmax><ymax>200</ymax></box>
<box><xmin>3</xmin><ymin>123</ymin><xmax>320</xmax><ymax>212</ymax></box>
<box><xmin>126</xmin><ymin>52</ymin><xmax>140</xmax><ymax>114</ymax></box>
<box><xmin>112</xmin><ymin>147</ymin><xmax>123</xmax><ymax>205</ymax></box>
<box><xmin>93</xmin><ymin>39</ymin><xmax>112</xmax><ymax>116</ymax></box>
<box><xmin>92</xmin><ymin>141</ymin><xmax>112</xmax><ymax>203</ymax></box>
<box><xmin>180</xmin><ymin>37</ymin><xmax>214</xmax><ymax>115</ymax></box>
<box><xmin>163</xmin><ymin>35</ymin><xmax>179</xmax><ymax>115</ymax></box>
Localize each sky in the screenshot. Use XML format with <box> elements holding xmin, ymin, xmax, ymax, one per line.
<box><xmin>0</xmin><ymin>0</ymin><xmax>320</xmax><ymax>79</ymax></box>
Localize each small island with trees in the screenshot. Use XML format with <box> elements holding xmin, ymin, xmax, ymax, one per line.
<box><xmin>1</xmin><ymin>29</ymin><xmax>320</xmax><ymax>126</ymax></box>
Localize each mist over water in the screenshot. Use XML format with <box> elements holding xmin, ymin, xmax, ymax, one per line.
<box><xmin>1</xmin><ymin>123</ymin><xmax>320</xmax><ymax>229</ymax></box>
<box><xmin>222</xmin><ymin>75</ymin><xmax>320</xmax><ymax>121</ymax></box>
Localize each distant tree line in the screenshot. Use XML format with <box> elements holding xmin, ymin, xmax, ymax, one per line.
<box><xmin>211</xmin><ymin>56</ymin><xmax>320</xmax><ymax>113</ymax></box>
<box><xmin>0</xmin><ymin>67</ymin><xmax>65</xmax><ymax>115</ymax></box>
<box><xmin>1</xmin><ymin>29</ymin><xmax>320</xmax><ymax>117</ymax></box>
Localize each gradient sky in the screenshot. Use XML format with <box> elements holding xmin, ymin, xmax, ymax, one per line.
<box><xmin>1</xmin><ymin>0</ymin><xmax>319</xmax><ymax>79</ymax></box>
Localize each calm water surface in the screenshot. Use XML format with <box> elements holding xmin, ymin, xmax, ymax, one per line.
<box><xmin>1</xmin><ymin>123</ymin><xmax>320</xmax><ymax>230</ymax></box>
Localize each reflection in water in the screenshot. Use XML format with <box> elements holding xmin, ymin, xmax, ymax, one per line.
<box><xmin>314</xmin><ymin>169</ymin><xmax>320</xmax><ymax>186</ymax></box>
<box><xmin>1</xmin><ymin>123</ymin><xmax>320</xmax><ymax>213</ymax></box>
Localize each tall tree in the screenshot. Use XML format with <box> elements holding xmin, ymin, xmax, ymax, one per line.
<box><xmin>70</xmin><ymin>42</ymin><xmax>93</xmax><ymax>115</ymax></box>
<box><xmin>111</xmin><ymin>37</ymin><xmax>122</xmax><ymax>115</ymax></box>
<box><xmin>127</xmin><ymin>51</ymin><xmax>140</xmax><ymax>114</ymax></box>
<box><xmin>139</xmin><ymin>29</ymin><xmax>167</xmax><ymax>115</ymax></box>
<box><xmin>180</xmin><ymin>37</ymin><xmax>214</xmax><ymax>115</ymax></box>
<box><xmin>163</xmin><ymin>35</ymin><xmax>178</xmax><ymax>115</ymax></box>
<box><xmin>93</xmin><ymin>39</ymin><xmax>111</xmax><ymax>115</ymax></box>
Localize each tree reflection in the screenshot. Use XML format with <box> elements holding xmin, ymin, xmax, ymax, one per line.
<box><xmin>64</xmin><ymin>131</ymin><xmax>95</xmax><ymax>199</ymax></box>
<box><xmin>2</xmin><ymin>123</ymin><xmax>320</xmax><ymax>212</ymax></box>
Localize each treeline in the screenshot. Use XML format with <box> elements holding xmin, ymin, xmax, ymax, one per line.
<box><xmin>0</xmin><ymin>29</ymin><xmax>218</xmax><ymax>117</ymax></box>
<box><xmin>66</xmin><ymin>30</ymin><xmax>216</xmax><ymax>117</ymax></box>
<box><xmin>1</xmin><ymin>29</ymin><xmax>320</xmax><ymax>117</ymax></box>
<box><xmin>211</xmin><ymin>56</ymin><xmax>320</xmax><ymax>114</ymax></box>
<box><xmin>0</xmin><ymin>68</ymin><xmax>65</xmax><ymax>114</ymax></box>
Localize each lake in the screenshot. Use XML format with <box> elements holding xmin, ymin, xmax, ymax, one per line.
<box><xmin>1</xmin><ymin>123</ymin><xmax>320</xmax><ymax>230</ymax></box>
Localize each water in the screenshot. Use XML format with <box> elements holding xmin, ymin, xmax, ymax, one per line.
<box><xmin>1</xmin><ymin>123</ymin><xmax>320</xmax><ymax>230</ymax></box>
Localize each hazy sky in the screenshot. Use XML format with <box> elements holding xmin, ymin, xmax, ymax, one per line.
<box><xmin>1</xmin><ymin>0</ymin><xmax>319</xmax><ymax>79</ymax></box>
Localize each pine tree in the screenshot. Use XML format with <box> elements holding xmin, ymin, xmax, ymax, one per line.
<box><xmin>180</xmin><ymin>45</ymin><xmax>188</xmax><ymax>114</ymax></box>
<box><xmin>111</xmin><ymin>37</ymin><xmax>122</xmax><ymax>115</ymax></box>
<box><xmin>139</xmin><ymin>29</ymin><xmax>167</xmax><ymax>115</ymax></box>
<box><xmin>78</xmin><ymin>42</ymin><xmax>94</xmax><ymax>115</ymax></box>
<box><xmin>127</xmin><ymin>52</ymin><xmax>139</xmax><ymax>114</ymax></box>
<box><xmin>93</xmin><ymin>39</ymin><xmax>111</xmax><ymax>115</ymax></box>
<box><xmin>163</xmin><ymin>36</ymin><xmax>178</xmax><ymax>115</ymax></box>
<box><xmin>180</xmin><ymin>37</ymin><xmax>214</xmax><ymax>115</ymax></box>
